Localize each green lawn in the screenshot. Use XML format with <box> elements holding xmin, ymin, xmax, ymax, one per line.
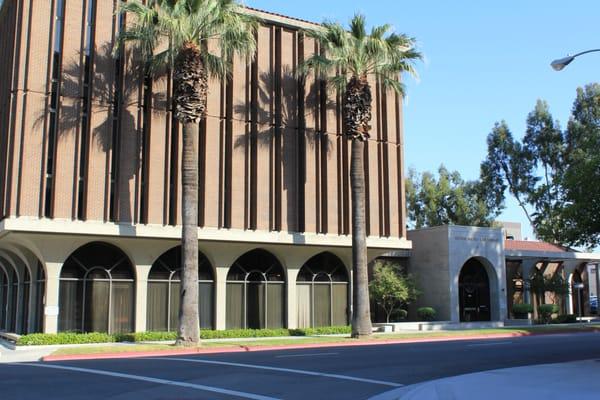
<box><xmin>49</xmin><ymin>323</ymin><xmax>600</xmax><ymax>357</ymax></box>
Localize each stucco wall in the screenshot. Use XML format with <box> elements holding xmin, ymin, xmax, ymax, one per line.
<box><xmin>408</xmin><ymin>226</ymin><xmax>451</xmax><ymax>320</ymax></box>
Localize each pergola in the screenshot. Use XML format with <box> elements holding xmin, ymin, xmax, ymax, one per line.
<box><xmin>505</xmin><ymin>240</ymin><xmax>600</xmax><ymax>318</ymax></box>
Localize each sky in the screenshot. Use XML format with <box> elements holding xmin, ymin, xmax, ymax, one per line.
<box><xmin>247</xmin><ymin>0</ymin><xmax>600</xmax><ymax>241</ymax></box>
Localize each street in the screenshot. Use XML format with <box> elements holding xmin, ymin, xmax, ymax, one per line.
<box><xmin>2</xmin><ymin>332</ymin><xmax>600</xmax><ymax>399</ymax></box>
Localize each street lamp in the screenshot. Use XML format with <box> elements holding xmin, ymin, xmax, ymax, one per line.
<box><xmin>550</xmin><ymin>49</ymin><xmax>600</xmax><ymax>71</ymax></box>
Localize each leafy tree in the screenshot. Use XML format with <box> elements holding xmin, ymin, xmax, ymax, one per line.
<box><xmin>481</xmin><ymin>85</ymin><xmax>600</xmax><ymax>247</ymax></box>
<box><xmin>561</xmin><ymin>84</ymin><xmax>600</xmax><ymax>247</ymax></box>
<box><xmin>406</xmin><ymin>165</ymin><xmax>502</xmax><ymax>228</ymax></box>
<box><xmin>302</xmin><ymin>14</ymin><xmax>421</xmax><ymax>338</ymax></box>
<box><xmin>116</xmin><ymin>0</ymin><xmax>256</xmax><ymax>346</ymax></box>
<box><xmin>369</xmin><ymin>261</ymin><xmax>420</xmax><ymax>323</ymax></box>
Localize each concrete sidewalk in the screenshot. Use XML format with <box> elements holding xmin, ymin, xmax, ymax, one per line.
<box><xmin>371</xmin><ymin>359</ymin><xmax>600</xmax><ymax>400</ymax></box>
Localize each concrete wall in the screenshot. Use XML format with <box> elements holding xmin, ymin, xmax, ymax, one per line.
<box><xmin>447</xmin><ymin>226</ymin><xmax>507</xmax><ymax>322</ymax></box>
<box><xmin>407</xmin><ymin>227</ymin><xmax>451</xmax><ymax>320</ymax></box>
<box><xmin>409</xmin><ymin>225</ymin><xmax>508</xmax><ymax>323</ymax></box>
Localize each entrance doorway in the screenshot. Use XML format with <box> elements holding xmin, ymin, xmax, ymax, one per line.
<box><xmin>459</xmin><ymin>259</ymin><xmax>491</xmax><ymax>322</ymax></box>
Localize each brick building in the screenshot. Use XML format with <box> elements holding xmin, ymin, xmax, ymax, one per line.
<box><xmin>0</xmin><ymin>1</ymin><xmax>411</xmax><ymax>334</ymax></box>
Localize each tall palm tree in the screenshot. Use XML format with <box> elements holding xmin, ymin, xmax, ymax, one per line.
<box><xmin>302</xmin><ymin>15</ymin><xmax>420</xmax><ymax>338</ymax></box>
<box><xmin>116</xmin><ymin>0</ymin><xmax>256</xmax><ymax>346</ymax></box>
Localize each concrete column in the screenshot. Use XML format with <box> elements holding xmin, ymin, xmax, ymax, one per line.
<box><xmin>215</xmin><ymin>266</ymin><xmax>229</xmax><ymax>330</ymax></box>
<box><xmin>134</xmin><ymin>264</ymin><xmax>152</xmax><ymax>332</ymax></box>
<box><xmin>563</xmin><ymin>261</ymin><xmax>579</xmax><ymax>315</ymax></box>
<box><xmin>521</xmin><ymin>259</ymin><xmax>538</xmax><ymax>306</ymax></box>
<box><xmin>43</xmin><ymin>262</ymin><xmax>62</xmax><ymax>334</ymax></box>
<box><xmin>286</xmin><ymin>268</ymin><xmax>300</xmax><ymax>329</ymax></box>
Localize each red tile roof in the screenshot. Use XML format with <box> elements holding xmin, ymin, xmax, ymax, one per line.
<box><xmin>504</xmin><ymin>240</ymin><xmax>568</xmax><ymax>253</ymax></box>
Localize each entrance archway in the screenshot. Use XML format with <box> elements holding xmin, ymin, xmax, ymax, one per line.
<box><xmin>459</xmin><ymin>258</ymin><xmax>491</xmax><ymax>322</ymax></box>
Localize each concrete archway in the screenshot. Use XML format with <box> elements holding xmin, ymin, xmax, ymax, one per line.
<box><xmin>457</xmin><ymin>257</ymin><xmax>501</xmax><ymax>322</ymax></box>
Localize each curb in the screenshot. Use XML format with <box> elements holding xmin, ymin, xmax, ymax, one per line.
<box><xmin>41</xmin><ymin>330</ymin><xmax>600</xmax><ymax>362</ymax></box>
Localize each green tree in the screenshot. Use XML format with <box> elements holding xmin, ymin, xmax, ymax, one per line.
<box><xmin>561</xmin><ymin>84</ymin><xmax>600</xmax><ymax>247</ymax></box>
<box><xmin>369</xmin><ymin>261</ymin><xmax>420</xmax><ymax>323</ymax></box>
<box><xmin>480</xmin><ymin>85</ymin><xmax>600</xmax><ymax>247</ymax></box>
<box><xmin>116</xmin><ymin>0</ymin><xmax>256</xmax><ymax>346</ymax></box>
<box><xmin>301</xmin><ymin>14</ymin><xmax>421</xmax><ymax>338</ymax></box>
<box><xmin>406</xmin><ymin>165</ymin><xmax>502</xmax><ymax>228</ymax></box>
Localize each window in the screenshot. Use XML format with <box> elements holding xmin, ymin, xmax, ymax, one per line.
<box><xmin>44</xmin><ymin>0</ymin><xmax>67</xmax><ymax>218</ymax></box>
<box><xmin>297</xmin><ymin>252</ymin><xmax>349</xmax><ymax>328</ymax></box>
<box><xmin>226</xmin><ymin>250</ymin><xmax>285</xmax><ymax>329</ymax></box>
<box><xmin>77</xmin><ymin>0</ymin><xmax>97</xmax><ymax>220</ymax></box>
<box><xmin>58</xmin><ymin>242</ymin><xmax>135</xmax><ymax>334</ymax></box>
<box><xmin>147</xmin><ymin>246</ymin><xmax>214</xmax><ymax>331</ymax></box>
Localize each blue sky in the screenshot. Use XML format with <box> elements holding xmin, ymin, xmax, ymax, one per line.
<box><xmin>247</xmin><ymin>0</ymin><xmax>600</xmax><ymax>240</ymax></box>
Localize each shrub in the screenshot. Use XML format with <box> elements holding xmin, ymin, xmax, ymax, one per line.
<box><xmin>117</xmin><ymin>331</ymin><xmax>177</xmax><ymax>342</ymax></box>
<box><xmin>551</xmin><ymin>314</ymin><xmax>577</xmax><ymax>324</ymax></box>
<box><xmin>512</xmin><ymin>303</ymin><xmax>533</xmax><ymax>318</ymax></box>
<box><xmin>17</xmin><ymin>332</ymin><xmax>116</xmax><ymax>346</ymax></box>
<box><xmin>538</xmin><ymin>304</ymin><xmax>559</xmax><ymax>324</ymax></box>
<box><xmin>417</xmin><ymin>307</ymin><xmax>436</xmax><ymax>321</ymax></box>
<box><xmin>394</xmin><ymin>309</ymin><xmax>408</xmax><ymax>321</ymax></box>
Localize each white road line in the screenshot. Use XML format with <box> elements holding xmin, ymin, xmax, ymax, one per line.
<box><xmin>275</xmin><ymin>352</ymin><xmax>339</xmax><ymax>358</ymax></box>
<box><xmin>152</xmin><ymin>357</ymin><xmax>404</xmax><ymax>387</ymax></box>
<box><xmin>467</xmin><ymin>341</ymin><xmax>513</xmax><ymax>347</ymax></box>
<box><xmin>14</xmin><ymin>363</ymin><xmax>280</xmax><ymax>400</ymax></box>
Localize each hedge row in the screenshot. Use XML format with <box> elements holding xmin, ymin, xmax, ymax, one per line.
<box><xmin>17</xmin><ymin>326</ymin><xmax>352</xmax><ymax>346</ymax></box>
<box><xmin>17</xmin><ymin>332</ymin><xmax>116</xmax><ymax>346</ymax></box>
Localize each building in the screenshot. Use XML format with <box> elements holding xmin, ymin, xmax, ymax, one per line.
<box><xmin>408</xmin><ymin>225</ymin><xmax>600</xmax><ymax>325</ymax></box>
<box><xmin>0</xmin><ymin>2</ymin><xmax>411</xmax><ymax>334</ymax></box>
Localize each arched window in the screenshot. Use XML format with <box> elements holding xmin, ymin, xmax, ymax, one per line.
<box><xmin>10</xmin><ymin>267</ymin><xmax>18</xmax><ymax>333</ymax></box>
<box><xmin>0</xmin><ymin>268</ymin><xmax>7</xmax><ymax>330</ymax></box>
<box><xmin>58</xmin><ymin>242</ymin><xmax>135</xmax><ymax>334</ymax></box>
<box><xmin>297</xmin><ymin>252</ymin><xmax>349</xmax><ymax>328</ymax></box>
<box><xmin>147</xmin><ymin>246</ymin><xmax>214</xmax><ymax>331</ymax></box>
<box><xmin>20</xmin><ymin>267</ymin><xmax>31</xmax><ymax>334</ymax></box>
<box><xmin>33</xmin><ymin>262</ymin><xmax>46</xmax><ymax>333</ymax></box>
<box><xmin>226</xmin><ymin>250</ymin><xmax>285</xmax><ymax>329</ymax></box>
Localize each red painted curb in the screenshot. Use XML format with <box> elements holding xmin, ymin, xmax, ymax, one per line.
<box><xmin>42</xmin><ymin>329</ymin><xmax>600</xmax><ymax>361</ymax></box>
<box><xmin>42</xmin><ymin>330</ymin><xmax>600</xmax><ymax>362</ymax></box>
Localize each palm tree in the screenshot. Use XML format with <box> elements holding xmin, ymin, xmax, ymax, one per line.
<box><xmin>302</xmin><ymin>15</ymin><xmax>420</xmax><ymax>338</ymax></box>
<box><xmin>116</xmin><ymin>0</ymin><xmax>256</xmax><ymax>346</ymax></box>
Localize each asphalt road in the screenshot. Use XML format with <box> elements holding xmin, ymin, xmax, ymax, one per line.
<box><xmin>3</xmin><ymin>332</ymin><xmax>600</xmax><ymax>400</ymax></box>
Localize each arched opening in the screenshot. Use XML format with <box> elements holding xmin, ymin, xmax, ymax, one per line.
<box><xmin>571</xmin><ymin>269</ymin><xmax>587</xmax><ymax>317</ymax></box>
<box><xmin>297</xmin><ymin>252</ymin><xmax>349</xmax><ymax>328</ymax></box>
<box><xmin>33</xmin><ymin>261</ymin><xmax>46</xmax><ymax>333</ymax></box>
<box><xmin>459</xmin><ymin>258</ymin><xmax>491</xmax><ymax>322</ymax></box>
<box><xmin>147</xmin><ymin>246</ymin><xmax>214</xmax><ymax>331</ymax></box>
<box><xmin>58</xmin><ymin>242</ymin><xmax>135</xmax><ymax>333</ymax></box>
<box><xmin>0</xmin><ymin>268</ymin><xmax>8</xmax><ymax>330</ymax></box>
<box><xmin>9</xmin><ymin>267</ymin><xmax>18</xmax><ymax>332</ymax></box>
<box><xmin>20</xmin><ymin>267</ymin><xmax>31</xmax><ymax>333</ymax></box>
<box><xmin>226</xmin><ymin>249</ymin><xmax>285</xmax><ymax>329</ymax></box>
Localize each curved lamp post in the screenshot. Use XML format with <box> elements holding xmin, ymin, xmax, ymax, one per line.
<box><xmin>551</xmin><ymin>49</ymin><xmax>600</xmax><ymax>71</ymax></box>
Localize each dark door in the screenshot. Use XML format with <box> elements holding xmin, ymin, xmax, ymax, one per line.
<box><xmin>459</xmin><ymin>259</ymin><xmax>491</xmax><ymax>322</ymax></box>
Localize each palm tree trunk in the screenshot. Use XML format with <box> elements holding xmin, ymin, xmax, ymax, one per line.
<box><xmin>351</xmin><ymin>138</ymin><xmax>373</xmax><ymax>338</ymax></box>
<box><xmin>346</xmin><ymin>75</ymin><xmax>373</xmax><ymax>338</ymax></box>
<box><xmin>178</xmin><ymin>120</ymin><xmax>200</xmax><ymax>346</ymax></box>
<box><xmin>173</xmin><ymin>42</ymin><xmax>207</xmax><ymax>346</ymax></box>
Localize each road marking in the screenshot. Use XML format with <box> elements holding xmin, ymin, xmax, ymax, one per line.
<box><xmin>152</xmin><ymin>357</ymin><xmax>404</xmax><ymax>387</ymax></box>
<box><xmin>274</xmin><ymin>352</ymin><xmax>339</xmax><ymax>358</ymax></box>
<box><xmin>467</xmin><ymin>341</ymin><xmax>513</xmax><ymax>347</ymax></box>
<box><xmin>14</xmin><ymin>363</ymin><xmax>280</xmax><ymax>400</ymax></box>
